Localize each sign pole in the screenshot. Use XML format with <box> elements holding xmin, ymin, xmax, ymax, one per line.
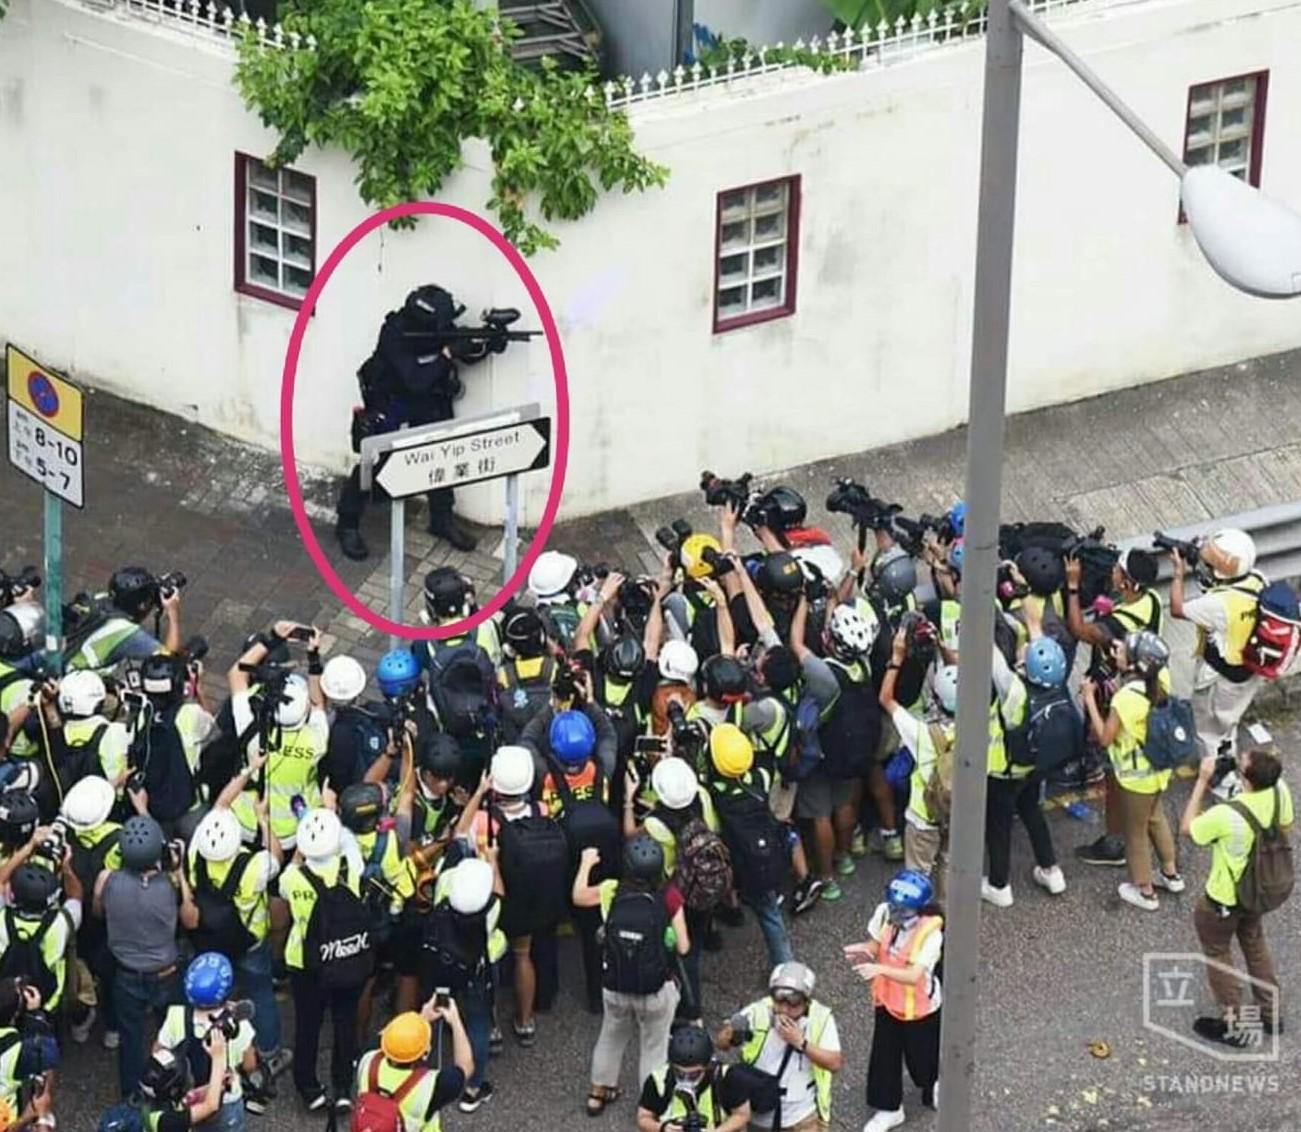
<box><xmin>504</xmin><ymin>474</ymin><xmax>520</xmax><ymax>585</ymax></box>
<box><xmin>43</xmin><ymin>493</ymin><xmax>63</xmax><ymax>673</ymax></box>
<box><xmin>389</xmin><ymin>497</ymin><xmax>406</xmax><ymax>651</ymax></box>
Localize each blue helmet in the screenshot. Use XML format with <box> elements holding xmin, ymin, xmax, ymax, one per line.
<box><xmin>1025</xmin><ymin>637</ymin><xmax>1067</xmax><ymax>688</ymax></box>
<box><xmin>184</xmin><ymin>951</ymin><xmax>234</xmax><ymax>1008</ymax></box>
<box><xmin>948</xmin><ymin>501</ymin><xmax>967</xmax><ymax>537</ymax></box>
<box><xmin>886</xmin><ymin>869</ymin><xmax>933</xmax><ymax>913</ymax></box>
<box><xmin>550</xmin><ymin>709</ymin><xmax>597</xmax><ymax>768</ymax></box>
<box><xmin>377</xmin><ymin>649</ymin><xmax>420</xmax><ymax>698</ymax></box>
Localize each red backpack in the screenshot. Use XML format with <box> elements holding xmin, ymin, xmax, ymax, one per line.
<box><xmin>351</xmin><ymin>1058</ymin><xmax>427</xmax><ymax>1132</ymax></box>
<box><xmin>1239</xmin><ymin>581</ymin><xmax>1301</xmax><ymax>680</ymax></box>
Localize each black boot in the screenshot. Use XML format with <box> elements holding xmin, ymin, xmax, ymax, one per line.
<box><xmin>429</xmin><ymin>513</ymin><xmax>478</xmax><ymax>552</ymax></box>
<box><xmin>336</xmin><ymin>526</ymin><xmax>369</xmax><ymax>561</ymax></box>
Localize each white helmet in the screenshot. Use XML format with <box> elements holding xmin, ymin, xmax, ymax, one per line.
<box><xmin>321</xmin><ymin>656</ymin><xmax>366</xmax><ymax>703</ymax></box>
<box><xmin>61</xmin><ymin>775</ymin><xmax>116</xmax><ymax>830</ymax></box>
<box><xmin>490</xmin><ymin>745</ymin><xmax>535</xmax><ymax>797</ymax></box>
<box><xmin>651</xmin><ymin>756</ymin><xmax>697</xmax><ymax>810</ymax></box>
<box><xmin>193</xmin><ymin>808</ymin><xmax>242</xmax><ymax>863</ymax></box>
<box><xmin>1209</xmin><ymin>529</ymin><xmax>1257</xmax><ymax>578</ymax></box>
<box><xmin>528</xmin><ymin>551</ymin><xmax>578</xmax><ymax>601</ymax></box>
<box><xmin>828</xmin><ymin>605</ymin><xmax>878</xmax><ymax>658</ymax></box>
<box><xmin>769</xmin><ymin>960</ymin><xmax>817</xmax><ymax>997</ymax></box>
<box><xmin>276</xmin><ymin>674</ymin><xmax>311</xmax><ymax>728</ymax></box>
<box><xmin>297</xmin><ymin>807</ymin><xmax>342</xmax><ymax>860</ymax></box>
<box><xmin>658</xmin><ymin>640</ymin><xmax>699</xmax><ymax>683</ymax></box>
<box><xmin>793</xmin><ymin>545</ymin><xmax>845</xmax><ymax>588</ymax></box>
<box><xmin>932</xmin><ymin>665</ymin><xmax>959</xmax><ymax>716</ymax></box>
<box><xmin>58</xmin><ymin>670</ymin><xmax>106</xmax><ymax>717</ymax></box>
<box><xmin>448</xmin><ymin>857</ymin><xmax>495</xmax><ymax>915</ymax></box>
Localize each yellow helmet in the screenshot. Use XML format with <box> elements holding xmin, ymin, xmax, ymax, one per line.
<box><xmin>381</xmin><ymin>1011</ymin><xmax>432</xmax><ymax>1064</ymax></box>
<box><xmin>709</xmin><ymin>723</ymin><xmax>754</xmax><ymax>778</ymax></box>
<box><xmin>681</xmin><ymin>533</ymin><xmax>722</xmax><ymax>579</ymax></box>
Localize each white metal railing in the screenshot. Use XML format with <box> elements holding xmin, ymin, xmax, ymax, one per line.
<box><xmin>603</xmin><ymin>0</ymin><xmax>1103</xmax><ymax>110</ymax></box>
<box><xmin>110</xmin><ymin>0</ymin><xmax>311</xmax><ymax>48</ymax></box>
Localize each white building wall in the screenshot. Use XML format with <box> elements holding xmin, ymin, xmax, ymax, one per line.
<box><xmin>2</xmin><ymin>0</ymin><xmax>1300</xmax><ymax>525</ymax></box>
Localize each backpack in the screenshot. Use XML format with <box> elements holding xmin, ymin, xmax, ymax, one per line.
<box><xmin>426</xmin><ymin>640</ymin><xmax>495</xmax><ymax>738</ymax></box>
<box><xmin>0</xmin><ymin>906</ymin><xmax>63</xmax><ymax>1003</ymax></box>
<box><xmin>999</xmin><ymin>696</ymin><xmax>1033</xmax><ymax>770</ymax></box>
<box><xmin>71</xmin><ymin>829</ymin><xmax>120</xmax><ymax>903</ymax></box>
<box><xmin>1238</xmin><ymin>581</ymin><xmax>1301</xmax><ymax>680</ymax></box>
<box><xmin>492</xmin><ymin>805</ymin><xmax>571</xmax><ymax>937</ymax></box>
<box><xmin>1026</xmin><ymin>686</ymin><xmax>1084</xmax><ymax>773</ymax></box>
<box><xmin>1228</xmin><ymin>786</ymin><xmax>1294</xmax><ymax>914</ymax></box>
<box><xmin>538</xmin><ymin>602</ymin><xmax>581</xmax><ymax>651</ymax></box>
<box><xmin>921</xmin><ymin>723</ymin><xmax>956</xmax><ymax>830</ymax></box>
<box><xmin>778</xmin><ymin>693</ymin><xmax>824</xmax><ymax>783</ymax></box>
<box><xmin>361</xmin><ymin>831</ymin><xmax>397</xmax><ymax>945</ymax></box>
<box><xmin>672</xmin><ymin>816</ymin><xmax>733</xmax><ymax>912</ymax></box>
<box><xmin>713</xmin><ymin>787</ymin><xmax>788</xmax><ymax>898</ymax></box>
<box><xmin>602</xmin><ymin>887</ymin><xmax>670</xmax><ymax>995</ymax></box>
<box><xmin>547</xmin><ymin>760</ymin><xmax>622</xmax><ymax>879</ymax></box>
<box><xmin>421</xmin><ymin>899</ymin><xmax>493</xmax><ymax>992</ymax></box>
<box><xmin>1138</xmin><ymin>693</ymin><xmax>1198</xmax><ymax>772</ymax></box>
<box><xmin>351</xmin><ymin>1056</ymin><xmax>427</xmax><ymax>1132</ymax></box>
<box><xmin>340</xmin><ymin>705</ymin><xmax>391</xmax><ymax>785</ymax></box>
<box><xmin>191</xmin><ymin>852</ymin><xmax>258</xmax><ymax>960</ymax></box>
<box><xmin>61</xmin><ymin>722</ymin><xmax>110</xmax><ymax>790</ymax></box>
<box><xmin>302</xmin><ymin>859</ymin><xmax>375</xmax><ymax>990</ymax></box>
<box><xmin>818</xmin><ymin>662</ymin><xmax>882</xmax><ymax>781</ymax></box>
<box><xmin>499</xmin><ymin>658</ymin><xmax>557</xmax><ymax>743</ymax></box>
<box><xmin>131</xmin><ymin>705</ymin><xmax>194</xmax><ymax>823</ymax></box>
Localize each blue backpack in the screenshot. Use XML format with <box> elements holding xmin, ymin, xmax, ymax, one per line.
<box><xmin>1140</xmin><ymin>693</ymin><xmax>1198</xmax><ymax>771</ymax></box>
<box><xmin>779</xmin><ymin>691</ymin><xmax>824</xmax><ymax>783</ymax></box>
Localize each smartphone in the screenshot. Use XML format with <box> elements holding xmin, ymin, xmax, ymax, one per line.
<box><xmin>434</xmin><ymin>986</ymin><xmax>451</xmax><ymax>1010</ymax></box>
<box><xmin>288</xmin><ymin>625</ymin><xmax>314</xmax><ymax>642</ymax></box>
<box><xmin>634</xmin><ymin>736</ymin><xmax>668</xmax><ymax>755</ymax></box>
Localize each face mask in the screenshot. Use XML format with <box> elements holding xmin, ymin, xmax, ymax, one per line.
<box><xmin>887</xmin><ymin>905</ymin><xmax>918</xmax><ymax>928</ymax></box>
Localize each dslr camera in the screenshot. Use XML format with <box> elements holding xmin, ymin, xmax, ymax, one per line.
<box><xmin>898</xmin><ymin>610</ymin><xmax>938</xmax><ymax>666</ymax></box>
<box><xmin>34</xmin><ymin>818</ymin><xmax>69</xmax><ymax>865</ymax></box>
<box><xmin>700</xmin><ymin>470</ymin><xmax>755</xmax><ymax>514</ymax></box>
<box><xmin>825</xmin><ymin>479</ymin><xmax>902</xmax><ymax>532</ymax></box>
<box><xmin>0</xmin><ymin>564</ymin><xmax>41</xmax><ymax>606</ymax></box>
<box><xmin>655</xmin><ymin>520</ymin><xmax>734</xmax><ymax>578</ymax></box>
<box><xmin>1210</xmin><ymin>739</ymin><xmax>1237</xmax><ymax>790</ymax></box>
<box><xmin>207</xmin><ymin>999</ymin><xmax>256</xmax><ymax>1040</ymax></box>
<box><xmin>156</xmin><ymin>570</ymin><xmax>187</xmax><ymax>600</ymax></box>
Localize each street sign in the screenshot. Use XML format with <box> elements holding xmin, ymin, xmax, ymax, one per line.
<box><xmin>5</xmin><ymin>344</ymin><xmax>85</xmax><ymax>508</ymax></box>
<box><xmin>375</xmin><ymin>416</ymin><xmax>551</xmax><ymax>500</ymax></box>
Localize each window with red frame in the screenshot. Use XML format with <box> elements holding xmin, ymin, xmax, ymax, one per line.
<box><xmin>714</xmin><ymin>175</ymin><xmax>800</xmax><ymax>332</ymax></box>
<box><xmin>1182</xmin><ymin>72</ymin><xmax>1268</xmax><ymax>188</ymax></box>
<box><xmin>235</xmin><ymin>153</ymin><xmax>316</xmax><ymax>308</ymax></box>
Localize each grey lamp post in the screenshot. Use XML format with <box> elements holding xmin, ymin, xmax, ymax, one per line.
<box><xmin>939</xmin><ymin>2</ymin><xmax>1301</xmax><ymax>1129</ymax></box>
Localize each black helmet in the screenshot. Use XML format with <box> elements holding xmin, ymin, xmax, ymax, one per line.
<box><xmin>108</xmin><ymin>566</ymin><xmax>159</xmax><ymax>618</ymax></box>
<box><xmin>140</xmin><ymin>653</ymin><xmax>185</xmax><ymax>702</ymax></box>
<box><xmin>139</xmin><ymin>1050</ymin><xmax>187</xmax><ymax>1105</ymax></box>
<box><xmin>424</xmin><ymin>568</ymin><xmax>468</xmax><ymax>619</ymax></box>
<box><xmin>701</xmin><ymin>655</ymin><xmax>747</xmax><ymax>702</ymax></box>
<box><xmin>403</xmin><ymin>284</ymin><xmax>460</xmax><ymax>332</ymax></box>
<box><xmin>1016</xmin><ymin>547</ymin><xmax>1065</xmax><ymax>597</ymax></box>
<box><xmin>119</xmin><ymin>815</ymin><xmax>164</xmax><ymax>873</ymax></box>
<box><xmin>668</xmin><ymin>1024</ymin><xmax>714</xmax><ymax>1068</ymax></box>
<box><xmin>0</xmin><ymin>789</ymin><xmax>39</xmax><ymax>846</ymax></box>
<box><xmin>502</xmin><ymin>608</ymin><xmax>547</xmax><ymax>658</ymax></box>
<box><xmin>340</xmin><ymin>783</ymin><xmax>385</xmax><ymax>835</ymax></box>
<box><xmin>419</xmin><ymin>733</ymin><xmax>462</xmax><ymax>780</ymax></box>
<box><xmin>11</xmin><ymin>862</ymin><xmax>58</xmax><ymax>913</ymax></box>
<box><xmin>623</xmin><ymin>834</ymin><xmax>664</xmax><ymax>883</ymax></box>
<box><xmin>615</xmin><ymin>579</ymin><xmax>655</xmax><ymax>633</ymax></box>
<box><xmin>755</xmin><ymin>552</ymin><xmax>803</xmax><ymax>595</ymax></box>
<box><xmin>602</xmin><ymin>635</ymin><xmax>646</xmax><ymax>682</ymax></box>
<box><xmin>762</xmin><ymin>486</ymin><xmax>807</xmax><ymax>530</ymax></box>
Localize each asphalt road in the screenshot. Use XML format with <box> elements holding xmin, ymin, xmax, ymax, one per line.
<box><xmin>53</xmin><ymin>702</ymin><xmax>1301</xmax><ymax>1132</ymax></box>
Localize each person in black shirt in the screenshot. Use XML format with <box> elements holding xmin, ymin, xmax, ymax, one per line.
<box><xmin>636</xmin><ymin>1025</ymin><xmax>750</xmax><ymax>1132</ymax></box>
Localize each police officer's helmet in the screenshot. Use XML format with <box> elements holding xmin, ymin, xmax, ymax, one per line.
<box><xmin>701</xmin><ymin>655</ymin><xmax>748</xmax><ymax>703</ymax></box>
<box><xmin>622</xmin><ymin>834</ymin><xmax>664</xmax><ymax>884</ymax></box>
<box><xmin>403</xmin><ymin>284</ymin><xmax>460</xmax><ymax>332</ymax></box>
<box><xmin>0</xmin><ymin>789</ymin><xmax>39</xmax><ymax>847</ymax></box>
<box><xmin>140</xmin><ymin>653</ymin><xmax>185</xmax><ymax>703</ymax></box>
<box><xmin>503</xmin><ymin>608</ymin><xmax>547</xmax><ymax>658</ymax></box>
<box><xmin>668</xmin><ymin>1024</ymin><xmax>714</xmax><ymax>1069</ymax></box>
<box><xmin>108</xmin><ymin>566</ymin><xmax>160</xmax><ymax>618</ymax></box>
<box><xmin>755</xmin><ymin>552</ymin><xmax>803</xmax><ymax>596</ymax></box>
<box><xmin>424</xmin><ymin>567</ymin><xmax>469</xmax><ymax>619</ymax></box>
<box><xmin>602</xmin><ymin>635</ymin><xmax>646</xmax><ymax>682</ymax></box>
<box><xmin>419</xmin><ymin>733</ymin><xmax>462</xmax><ymax>780</ymax></box>
<box><xmin>340</xmin><ymin>782</ymin><xmax>385</xmax><ymax>835</ymax></box>
<box><xmin>0</xmin><ymin>604</ymin><xmax>43</xmax><ymax>660</ymax></box>
<box><xmin>11</xmin><ymin>863</ymin><xmax>59</xmax><ymax>914</ymax></box>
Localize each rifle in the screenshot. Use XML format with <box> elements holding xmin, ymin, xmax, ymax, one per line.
<box><xmin>401</xmin><ymin>307</ymin><xmax>542</xmax><ymax>358</ymax></box>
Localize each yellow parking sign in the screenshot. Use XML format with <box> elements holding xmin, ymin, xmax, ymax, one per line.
<box><xmin>6</xmin><ymin>344</ymin><xmax>83</xmax><ymax>441</ymax></box>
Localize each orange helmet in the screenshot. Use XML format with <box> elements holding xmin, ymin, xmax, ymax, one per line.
<box><xmin>381</xmin><ymin>1011</ymin><xmax>432</xmax><ymax>1064</ymax></box>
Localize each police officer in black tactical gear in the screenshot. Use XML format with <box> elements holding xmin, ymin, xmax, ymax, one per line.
<box><xmin>335</xmin><ymin>284</ymin><xmax>508</xmax><ymax>561</ymax></box>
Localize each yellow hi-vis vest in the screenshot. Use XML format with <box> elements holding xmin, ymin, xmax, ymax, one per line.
<box><xmin>648</xmin><ymin>1066</ymin><xmax>726</xmax><ymax>1128</ymax></box>
<box><xmin>1198</xmin><ymin>575</ymin><xmax>1265</xmax><ymax>669</ymax></box>
<box><xmin>738</xmin><ymin>998</ymin><xmax>834</xmax><ymax>1124</ymax></box>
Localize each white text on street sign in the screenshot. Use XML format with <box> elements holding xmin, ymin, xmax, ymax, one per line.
<box><xmin>376</xmin><ymin>417</ymin><xmax>551</xmax><ymax>499</ymax></box>
<box><xmin>5</xmin><ymin>345</ymin><xmax>85</xmax><ymax>509</ymax></box>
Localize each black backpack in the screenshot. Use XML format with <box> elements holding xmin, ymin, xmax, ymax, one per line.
<box><xmin>491</xmin><ymin>805</ymin><xmax>571</xmax><ymax>938</ymax></box>
<box><xmin>190</xmin><ymin>852</ymin><xmax>258</xmax><ymax>960</ymax></box>
<box><xmin>71</xmin><ymin>829</ymin><xmax>120</xmax><ymax>902</ymax></box>
<box><xmin>1026</xmin><ymin>685</ymin><xmax>1085</xmax><ymax>772</ymax></box>
<box><xmin>0</xmin><ymin>906</ymin><xmax>63</xmax><ymax>1003</ymax></box>
<box><xmin>818</xmin><ymin>661</ymin><xmax>881</xmax><ymax>780</ymax></box>
<box><xmin>421</xmin><ymin>898</ymin><xmax>494</xmax><ymax>992</ymax></box>
<box><xmin>132</xmin><ymin>705</ymin><xmax>195</xmax><ymax>823</ymax></box>
<box><xmin>427</xmin><ymin>640</ymin><xmax>496</xmax><ymax>738</ymax></box>
<box><xmin>547</xmin><ymin>758</ymin><xmax>622</xmax><ymax>880</ymax></box>
<box><xmin>498</xmin><ymin>658</ymin><xmax>557</xmax><ymax>743</ymax></box>
<box><xmin>712</xmin><ymin>786</ymin><xmax>788</xmax><ymax>898</ymax></box>
<box><xmin>602</xmin><ymin>887</ymin><xmax>669</xmax><ymax>995</ymax></box>
<box><xmin>302</xmin><ymin>859</ymin><xmax>375</xmax><ymax>990</ymax></box>
<box><xmin>61</xmin><ymin>722</ymin><xmax>110</xmax><ymax>790</ymax></box>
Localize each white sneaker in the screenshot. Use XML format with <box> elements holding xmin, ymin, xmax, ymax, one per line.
<box><xmin>102</xmin><ymin>1030</ymin><xmax>121</xmax><ymax>1050</ymax></box>
<box><xmin>864</xmin><ymin>1110</ymin><xmax>907</xmax><ymax>1132</ymax></box>
<box><xmin>1118</xmin><ymin>882</ymin><xmax>1159</xmax><ymax>911</ymax></box>
<box><xmin>980</xmin><ymin>879</ymin><xmax>1013</xmax><ymax>908</ymax></box>
<box><xmin>1033</xmin><ymin>866</ymin><xmax>1067</xmax><ymax>895</ymax></box>
<box><xmin>1154</xmin><ymin>871</ymin><xmax>1186</xmax><ymax>894</ymax></box>
<box><xmin>69</xmin><ymin>1008</ymin><xmax>96</xmax><ymax>1044</ymax></box>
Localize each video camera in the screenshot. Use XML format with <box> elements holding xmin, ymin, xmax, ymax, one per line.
<box><xmin>0</xmin><ymin>564</ymin><xmax>41</xmax><ymax>606</ymax></box>
<box><xmin>826</xmin><ymin>479</ymin><xmax>903</xmax><ymax>536</ymax></box>
<box><xmin>891</xmin><ymin>512</ymin><xmax>961</xmax><ymax>557</ymax></box>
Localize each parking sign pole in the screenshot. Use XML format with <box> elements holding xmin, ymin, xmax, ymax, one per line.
<box><xmin>43</xmin><ymin>493</ymin><xmax>63</xmax><ymax>673</ymax></box>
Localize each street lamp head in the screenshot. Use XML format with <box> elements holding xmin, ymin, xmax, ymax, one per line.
<box><xmin>1180</xmin><ymin>164</ymin><xmax>1301</xmax><ymax>299</ymax></box>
